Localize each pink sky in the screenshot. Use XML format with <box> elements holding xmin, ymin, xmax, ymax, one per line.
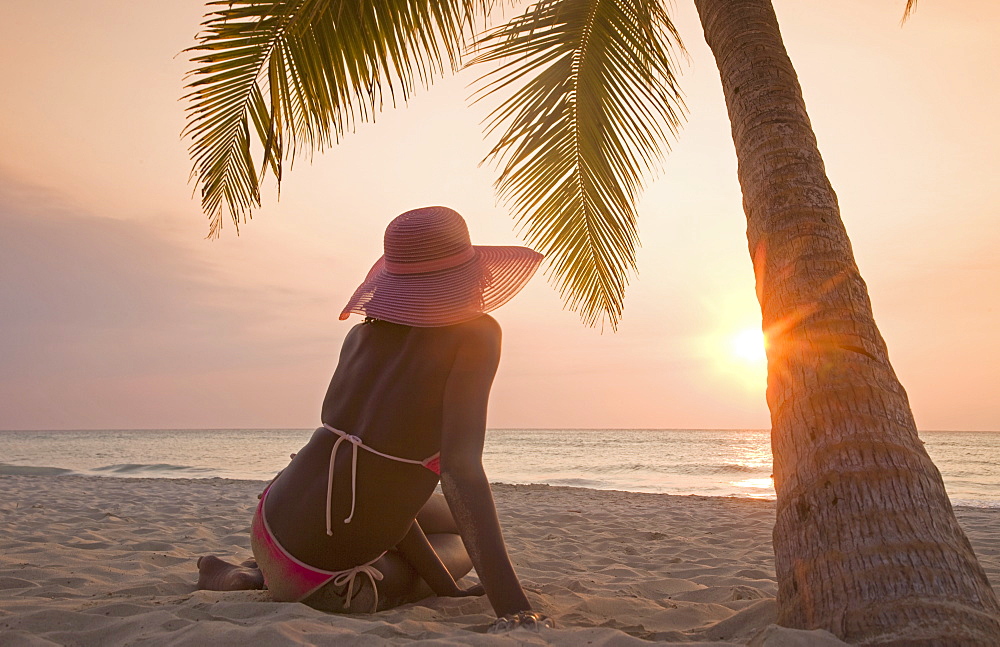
<box><xmin>1</xmin><ymin>1</ymin><xmax>998</xmax><ymax>431</ymax></box>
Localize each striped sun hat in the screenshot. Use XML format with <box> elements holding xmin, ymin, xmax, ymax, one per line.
<box><xmin>339</xmin><ymin>206</ymin><xmax>544</xmax><ymax>327</ymax></box>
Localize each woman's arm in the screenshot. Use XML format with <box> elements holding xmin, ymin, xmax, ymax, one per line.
<box><xmin>439</xmin><ymin>317</ymin><xmax>532</xmax><ymax>617</ymax></box>
<box><xmin>440</xmin><ymin>464</ymin><xmax>530</xmax><ymax>615</ymax></box>
<box><xmin>394</xmin><ymin>519</ymin><xmax>482</xmax><ymax>597</ymax></box>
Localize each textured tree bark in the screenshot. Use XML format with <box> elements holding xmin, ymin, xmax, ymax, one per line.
<box><xmin>691</xmin><ymin>0</ymin><xmax>1000</xmax><ymax>644</ymax></box>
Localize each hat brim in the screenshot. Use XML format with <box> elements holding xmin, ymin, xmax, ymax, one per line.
<box><xmin>340</xmin><ymin>246</ymin><xmax>543</xmax><ymax>327</ymax></box>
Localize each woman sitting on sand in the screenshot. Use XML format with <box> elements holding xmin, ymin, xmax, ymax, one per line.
<box><xmin>197</xmin><ymin>206</ymin><xmax>550</xmax><ymax>631</ymax></box>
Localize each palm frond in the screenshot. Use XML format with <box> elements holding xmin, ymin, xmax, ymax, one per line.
<box><xmin>183</xmin><ymin>0</ymin><xmax>489</xmax><ymax>237</ymax></box>
<box><xmin>471</xmin><ymin>0</ymin><xmax>686</xmax><ymax>328</ymax></box>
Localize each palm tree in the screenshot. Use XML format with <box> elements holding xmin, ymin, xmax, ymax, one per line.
<box><xmin>690</xmin><ymin>2</ymin><xmax>1000</xmax><ymax>643</ymax></box>
<box><xmin>183</xmin><ymin>0</ymin><xmax>1000</xmax><ymax>643</ymax></box>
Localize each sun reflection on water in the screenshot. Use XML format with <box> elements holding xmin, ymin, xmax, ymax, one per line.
<box><xmin>730</xmin><ymin>477</ymin><xmax>775</xmax><ymax>499</ymax></box>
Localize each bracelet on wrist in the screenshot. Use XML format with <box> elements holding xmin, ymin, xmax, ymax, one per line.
<box><xmin>487</xmin><ymin>611</ymin><xmax>554</xmax><ymax>633</ymax></box>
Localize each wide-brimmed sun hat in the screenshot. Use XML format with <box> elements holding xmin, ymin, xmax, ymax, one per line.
<box><xmin>339</xmin><ymin>206</ymin><xmax>544</xmax><ymax>327</ymax></box>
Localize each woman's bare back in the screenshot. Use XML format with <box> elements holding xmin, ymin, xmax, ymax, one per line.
<box><xmin>262</xmin><ymin>315</ymin><xmax>499</xmax><ymax>572</ymax></box>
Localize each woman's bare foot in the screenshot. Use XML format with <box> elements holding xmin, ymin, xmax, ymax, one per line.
<box><xmin>196</xmin><ymin>555</ymin><xmax>264</xmax><ymax>591</ymax></box>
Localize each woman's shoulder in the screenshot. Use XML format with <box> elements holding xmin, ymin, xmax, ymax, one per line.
<box><xmin>447</xmin><ymin>316</ymin><xmax>502</xmax><ymax>369</ymax></box>
<box><xmin>448</xmin><ymin>314</ymin><xmax>502</xmax><ymax>347</ymax></box>
<box><xmin>345</xmin><ymin>314</ymin><xmax>501</xmax><ymax>349</ymax></box>
<box><xmin>456</xmin><ymin>313</ymin><xmax>501</xmax><ymax>333</ymax></box>
<box><xmin>396</xmin><ymin>314</ymin><xmax>502</xmax><ymax>340</ymax></box>
<box><xmin>346</xmin><ymin>314</ymin><xmax>500</xmax><ymax>333</ymax></box>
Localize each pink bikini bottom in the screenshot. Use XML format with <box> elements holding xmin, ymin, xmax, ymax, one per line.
<box><xmin>250</xmin><ymin>424</ymin><xmax>441</xmax><ymax>610</ymax></box>
<box><xmin>250</xmin><ymin>485</ymin><xmax>385</xmax><ymax>609</ymax></box>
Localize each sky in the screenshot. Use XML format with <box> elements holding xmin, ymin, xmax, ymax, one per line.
<box><xmin>1</xmin><ymin>1</ymin><xmax>998</xmax><ymax>431</ymax></box>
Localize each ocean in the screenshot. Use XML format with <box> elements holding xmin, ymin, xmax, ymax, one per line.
<box><xmin>0</xmin><ymin>428</ymin><xmax>996</xmax><ymax>507</ymax></box>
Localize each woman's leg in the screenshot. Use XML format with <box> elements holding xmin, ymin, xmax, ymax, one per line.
<box><xmin>379</xmin><ymin>531</ymin><xmax>474</xmax><ymax>609</ymax></box>
<box><xmin>195</xmin><ymin>456</ymin><xmax>296</xmax><ymax>592</ymax></box>
<box><xmin>196</xmin><ymin>555</ymin><xmax>264</xmax><ymax>591</ymax></box>
<box><xmin>303</xmin><ymin>494</ymin><xmax>474</xmax><ymax>612</ymax></box>
<box><xmin>415</xmin><ymin>492</ymin><xmax>460</xmax><ymax>534</ymax></box>
<box><xmin>302</xmin><ymin>533</ymin><xmax>473</xmax><ymax>612</ymax></box>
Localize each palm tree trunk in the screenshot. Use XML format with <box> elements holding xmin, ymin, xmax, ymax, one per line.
<box><xmin>691</xmin><ymin>0</ymin><xmax>1000</xmax><ymax>644</ymax></box>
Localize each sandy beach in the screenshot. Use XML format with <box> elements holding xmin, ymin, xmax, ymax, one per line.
<box><xmin>1</xmin><ymin>475</ymin><xmax>997</xmax><ymax>646</ymax></box>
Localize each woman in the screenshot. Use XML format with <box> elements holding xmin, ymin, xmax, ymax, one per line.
<box><xmin>197</xmin><ymin>206</ymin><xmax>550</xmax><ymax>631</ymax></box>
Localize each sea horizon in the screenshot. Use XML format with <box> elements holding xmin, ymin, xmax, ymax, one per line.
<box><xmin>1</xmin><ymin>428</ymin><xmax>997</xmax><ymax>508</ymax></box>
<box><xmin>2</xmin><ymin>426</ymin><xmax>997</xmax><ymax>433</ymax></box>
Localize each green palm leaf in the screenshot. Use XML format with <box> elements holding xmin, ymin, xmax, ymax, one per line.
<box><xmin>471</xmin><ymin>0</ymin><xmax>686</xmax><ymax>328</ymax></box>
<box><xmin>184</xmin><ymin>0</ymin><xmax>487</xmax><ymax>237</ymax></box>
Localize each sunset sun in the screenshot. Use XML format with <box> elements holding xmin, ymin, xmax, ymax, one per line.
<box><xmin>702</xmin><ymin>319</ymin><xmax>769</xmax><ymax>392</ymax></box>
<box><xmin>731</xmin><ymin>328</ymin><xmax>766</xmax><ymax>363</ymax></box>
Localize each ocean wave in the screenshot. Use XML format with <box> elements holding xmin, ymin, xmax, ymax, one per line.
<box><xmin>0</xmin><ymin>463</ymin><xmax>75</xmax><ymax>477</ymax></box>
<box><xmin>91</xmin><ymin>463</ymin><xmax>216</xmax><ymax>475</ymax></box>
<box><xmin>545</xmin><ymin>477</ymin><xmax>606</xmax><ymax>488</ymax></box>
<box><xmin>707</xmin><ymin>463</ymin><xmax>766</xmax><ymax>474</ymax></box>
<box><xmin>2</xmin><ymin>430</ymin><xmax>996</xmax><ymax>505</ymax></box>
<box><xmin>949</xmin><ymin>499</ymin><xmax>1000</xmax><ymax>509</ymax></box>
<box><xmin>548</xmin><ymin>463</ymin><xmax>767</xmax><ymax>476</ymax></box>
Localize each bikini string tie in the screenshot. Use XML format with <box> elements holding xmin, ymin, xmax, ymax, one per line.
<box><xmin>326</xmin><ymin>432</ymin><xmax>363</xmax><ymax>536</ymax></box>
<box><xmin>333</xmin><ymin>558</ymin><xmax>385</xmax><ymax>610</ymax></box>
<box><xmin>322</xmin><ymin>422</ymin><xmax>432</xmax><ymax>536</ymax></box>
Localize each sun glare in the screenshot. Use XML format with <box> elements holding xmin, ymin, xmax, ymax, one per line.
<box><xmin>731</xmin><ymin>328</ymin><xmax>766</xmax><ymax>363</ymax></box>
<box><xmin>699</xmin><ymin>298</ymin><xmax>769</xmax><ymax>392</ymax></box>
